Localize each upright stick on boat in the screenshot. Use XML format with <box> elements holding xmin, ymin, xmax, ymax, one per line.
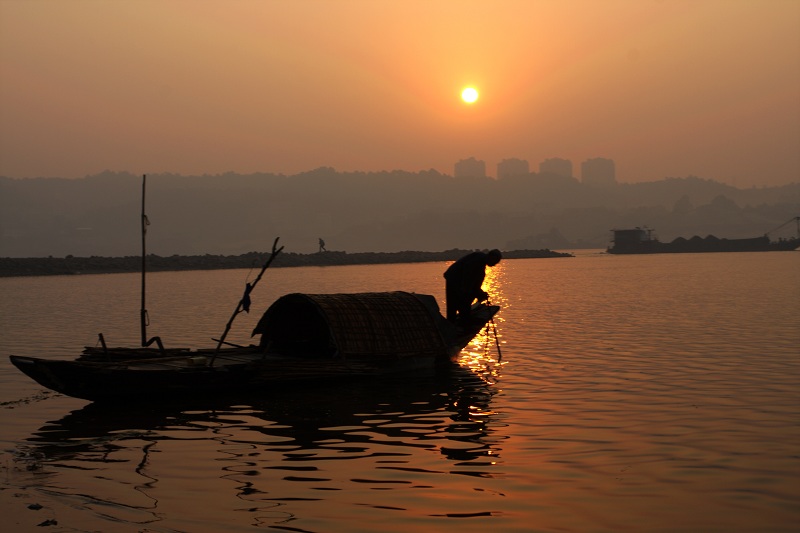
<box><xmin>212</xmin><ymin>237</ymin><xmax>284</xmax><ymax>363</ymax></box>
<box><xmin>140</xmin><ymin>174</ymin><xmax>163</xmax><ymax>351</ymax></box>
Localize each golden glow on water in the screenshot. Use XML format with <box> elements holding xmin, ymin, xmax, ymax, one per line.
<box><xmin>2</xmin><ymin>256</ymin><xmax>799</xmax><ymax>532</ymax></box>
<box><xmin>458</xmin><ymin>262</ymin><xmax>507</xmax><ymax>384</ymax></box>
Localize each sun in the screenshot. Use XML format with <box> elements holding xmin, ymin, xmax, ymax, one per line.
<box><xmin>461</xmin><ymin>87</ymin><xmax>479</xmax><ymax>104</ymax></box>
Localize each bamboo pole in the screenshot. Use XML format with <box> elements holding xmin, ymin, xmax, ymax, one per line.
<box><xmin>211</xmin><ymin>237</ymin><xmax>284</xmax><ymax>365</ymax></box>
<box><xmin>140</xmin><ymin>174</ymin><xmax>148</xmax><ymax>346</ymax></box>
<box><xmin>140</xmin><ymin>174</ymin><xmax>163</xmax><ymax>352</ymax></box>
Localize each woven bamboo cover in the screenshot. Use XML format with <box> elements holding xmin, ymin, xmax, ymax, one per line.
<box><xmin>263</xmin><ymin>292</ymin><xmax>447</xmax><ymax>359</ymax></box>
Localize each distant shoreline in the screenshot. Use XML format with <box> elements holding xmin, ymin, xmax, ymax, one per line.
<box><xmin>0</xmin><ymin>249</ymin><xmax>572</xmax><ymax>278</ymax></box>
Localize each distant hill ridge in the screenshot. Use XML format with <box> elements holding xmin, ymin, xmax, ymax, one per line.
<box><xmin>1</xmin><ymin>171</ymin><xmax>798</xmax><ymax>258</ymax></box>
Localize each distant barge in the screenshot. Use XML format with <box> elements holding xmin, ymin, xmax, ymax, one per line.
<box><xmin>607</xmin><ymin>217</ymin><xmax>800</xmax><ymax>255</ymax></box>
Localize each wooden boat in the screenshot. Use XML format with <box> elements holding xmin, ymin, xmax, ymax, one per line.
<box><xmin>8</xmin><ymin>175</ymin><xmax>501</xmax><ymax>402</ymax></box>
<box><xmin>9</xmin><ymin>291</ymin><xmax>499</xmax><ymax>402</ymax></box>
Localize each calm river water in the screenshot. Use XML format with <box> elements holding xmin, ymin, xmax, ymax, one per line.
<box><xmin>1</xmin><ymin>251</ymin><xmax>798</xmax><ymax>532</ymax></box>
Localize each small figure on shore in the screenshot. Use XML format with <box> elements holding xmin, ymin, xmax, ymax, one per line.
<box><xmin>443</xmin><ymin>249</ymin><xmax>502</xmax><ymax>322</ymax></box>
<box><xmin>318</xmin><ymin>238</ymin><xmax>326</xmax><ymax>253</ymax></box>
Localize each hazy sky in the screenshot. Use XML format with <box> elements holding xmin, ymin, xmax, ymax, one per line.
<box><xmin>1</xmin><ymin>0</ymin><xmax>798</xmax><ymax>186</ymax></box>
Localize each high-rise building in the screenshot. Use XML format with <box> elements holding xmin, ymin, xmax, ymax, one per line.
<box><xmin>581</xmin><ymin>158</ymin><xmax>616</xmax><ymax>185</ymax></box>
<box><xmin>496</xmin><ymin>158</ymin><xmax>530</xmax><ymax>179</ymax></box>
<box><xmin>454</xmin><ymin>157</ymin><xmax>486</xmax><ymax>178</ymax></box>
<box><xmin>539</xmin><ymin>158</ymin><xmax>573</xmax><ymax>178</ymax></box>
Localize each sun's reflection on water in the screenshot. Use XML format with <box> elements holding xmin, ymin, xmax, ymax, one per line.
<box><xmin>458</xmin><ymin>262</ymin><xmax>507</xmax><ymax>384</ymax></box>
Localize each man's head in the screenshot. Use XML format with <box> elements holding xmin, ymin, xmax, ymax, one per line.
<box><xmin>487</xmin><ymin>249</ymin><xmax>502</xmax><ymax>266</ymax></box>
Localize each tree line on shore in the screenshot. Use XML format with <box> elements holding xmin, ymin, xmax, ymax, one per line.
<box><xmin>0</xmin><ymin>248</ymin><xmax>571</xmax><ymax>277</ymax></box>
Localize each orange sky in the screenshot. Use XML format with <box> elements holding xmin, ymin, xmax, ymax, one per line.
<box><xmin>1</xmin><ymin>0</ymin><xmax>798</xmax><ymax>186</ymax></box>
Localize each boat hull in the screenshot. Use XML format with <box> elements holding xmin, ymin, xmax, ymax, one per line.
<box><xmin>9</xmin><ymin>352</ymin><xmax>448</xmax><ymax>402</ymax></box>
<box><xmin>9</xmin><ymin>299</ymin><xmax>499</xmax><ymax>402</ymax></box>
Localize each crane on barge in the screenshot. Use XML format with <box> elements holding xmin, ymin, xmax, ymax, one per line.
<box><xmin>764</xmin><ymin>216</ymin><xmax>800</xmax><ymax>242</ymax></box>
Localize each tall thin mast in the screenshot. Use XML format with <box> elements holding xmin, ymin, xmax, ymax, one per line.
<box><xmin>139</xmin><ymin>175</ymin><xmax>163</xmax><ymax>351</ymax></box>
<box><xmin>140</xmin><ymin>174</ymin><xmax>148</xmax><ymax>346</ymax></box>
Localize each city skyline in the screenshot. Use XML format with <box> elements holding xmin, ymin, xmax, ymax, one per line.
<box><xmin>1</xmin><ymin>1</ymin><xmax>798</xmax><ymax>188</ymax></box>
<box><xmin>459</xmin><ymin>155</ymin><xmax>617</xmax><ymax>181</ymax></box>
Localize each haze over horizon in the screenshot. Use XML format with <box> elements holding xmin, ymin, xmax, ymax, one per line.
<box><xmin>1</xmin><ymin>1</ymin><xmax>799</xmax><ymax>188</ymax></box>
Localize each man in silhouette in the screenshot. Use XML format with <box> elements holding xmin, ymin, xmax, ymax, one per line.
<box><xmin>318</xmin><ymin>238</ymin><xmax>326</xmax><ymax>253</ymax></box>
<box><xmin>444</xmin><ymin>249</ymin><xmax>502</xmax><ymax>323</ymax></box>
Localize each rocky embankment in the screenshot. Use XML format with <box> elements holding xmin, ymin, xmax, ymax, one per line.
<box><xmin>0</xmin><ymin>249</ymin><xmax>571</xmax><ymax>277</ymax></box>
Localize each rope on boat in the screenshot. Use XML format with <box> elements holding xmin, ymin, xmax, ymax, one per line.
<box><xmin>486</xmin><ymin>299</ymin><xmax>502</xmax><ymax>361</ymax></box>
<box><xmin>490</xmin><ymin>317</ymin><xmax>502</xmax><ymax>361</ymax></box>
